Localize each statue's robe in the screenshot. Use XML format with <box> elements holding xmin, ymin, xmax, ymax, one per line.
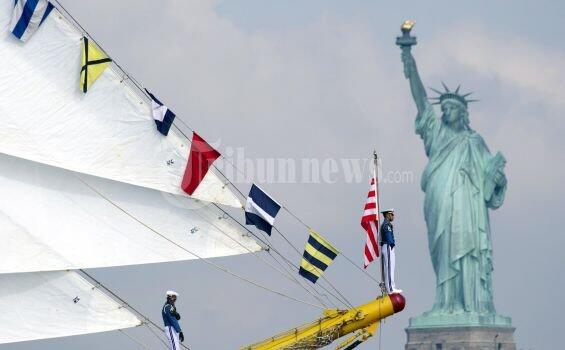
<box><xmin>416</xmin><ymin>103</ymin><xmax>506</xmax><ymax>314</ymax></box>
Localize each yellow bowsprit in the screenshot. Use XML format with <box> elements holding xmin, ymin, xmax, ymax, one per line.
<box><xmin>80</xmin><ymin>37</ymin><xmax>112</xmax><ymax>93</ymax></box>
<box><xmin>241</xmin><ymin>293</ymin><xmax>406</xmax><ymax>349</ymax></box>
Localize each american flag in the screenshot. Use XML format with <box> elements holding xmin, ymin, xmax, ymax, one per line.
<box><xmin>361</xmin><ymin>178</ymin><xmax>379</xmax><ymax>268</ymax></box>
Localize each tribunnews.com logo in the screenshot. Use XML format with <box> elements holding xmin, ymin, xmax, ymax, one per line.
<box><xmin>217</xmin><ymin>146</ymin><xmax>414</xmax><ymax>185</ymax></box>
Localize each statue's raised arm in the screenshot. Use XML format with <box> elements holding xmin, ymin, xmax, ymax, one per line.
<box><xmin>396</xmin><ymin>21</ymin><xmax>427</xmax><ymax>114</ymax></box>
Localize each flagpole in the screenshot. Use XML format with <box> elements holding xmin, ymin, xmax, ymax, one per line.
<box><xmin>373</xmin><ymin>150</ymin><xmax>386</xmax><ymax>295</ymax></box>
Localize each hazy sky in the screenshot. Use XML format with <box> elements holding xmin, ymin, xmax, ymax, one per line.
<box><xmin>5</xmin><ymin>0</ymin><xmax>565</xmax><ymax>349</ymax></box>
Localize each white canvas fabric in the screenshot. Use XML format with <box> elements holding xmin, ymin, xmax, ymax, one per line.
<box><xmin>0</xmin><ymin>153</ymin><xmax>261</xmax><ymax>274</ymax></box>
<box><xmin>0</xmin><ymin>270</ymin><xmax>141</xmax><ymax>344</ymax></box>
<box><xmin>0</xmin><ymin>2</ymin><xmax>241</xmax><ymax>208</ymax></box>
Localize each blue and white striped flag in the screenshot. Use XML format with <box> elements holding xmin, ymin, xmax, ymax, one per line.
<box><xmin>245</xmin><ymin>184</ymin><xmax>281</xmax><ymax>236</ymax></box>
<box><xmin>145</xmin><ymin>89</ymin><xmax>176</xmax><ymax>136</ymax></box>
<box><xmin>10</xmin><ymin>0</ymin><xmax>54</xmax><ymax>42</ymax></box>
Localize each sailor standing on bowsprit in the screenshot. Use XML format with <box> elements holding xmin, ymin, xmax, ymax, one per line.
<box><xmin>162</xmin><ymin>290</ymin><xmax>184</xmax><ymax>350</ymax></box>
<box><xmin>380</xmin><ymin>209</ymin><xmax>402</xmax><ymax>294</ymax></box>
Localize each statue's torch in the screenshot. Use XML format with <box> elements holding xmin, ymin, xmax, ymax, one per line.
<box><xmin>396</xmin><ymin>20</ymin><xmax>417</xmax><ymax>78</ymax></box>
<box><xmin>396</xmin><ymin>20</ymin><xmax>417</xmax><ymax>48</ymax></box>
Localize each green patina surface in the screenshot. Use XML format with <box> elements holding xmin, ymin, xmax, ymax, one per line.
<box><xmin>397</xmin><ymin>23</ymin><xmax>511</xmax><ymax>327</ymax></box>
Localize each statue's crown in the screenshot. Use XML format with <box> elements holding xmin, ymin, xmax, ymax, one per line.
<box><xmin>430</xmin><ymin>82</ymin><xmax>478</xmax><ymax>108</ymax></box>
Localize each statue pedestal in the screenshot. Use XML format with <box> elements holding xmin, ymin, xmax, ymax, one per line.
<box><xmin>409</xmin><ymin>311</ymin><xmax>512</xmax><ymax>328</ymax></box>
<box><xmin>405</xmin><ymin>325</ymin><xmax>516</xmax><ymax>350</ymax></box>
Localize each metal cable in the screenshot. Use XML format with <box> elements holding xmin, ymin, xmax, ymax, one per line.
<box><xmin>79</xmin><ymin>269</ymin><xmax>191</xmax><ymax>350</ymax></box>
<box><xmin>267</xmin><ymin>250</ymin><xmax>338</xmax><ymax>309</ymax></box>
<box><xmin>76</xmin><ymin>176</ymin><xmax>325</xmax><ymax>310</ymax></box>
<box><xmin>51</xmin><ymin>0</ymin><xmax>149</xmax><ymax>100</ymax></box>
<box><xmin>118</xmin><ymin>329</ymin><xmax>153</xmax><ymax>350</ymax></box>
<box><xmin>206</xmin><ymin>203</ymin><xmax>346</xmax><ymax>308</ymax></box>
<box><xmin>158</xmin><ymin>124</ymin><xmax>351</xmax><ymax>309</ymax></box>
<box><xmin>273</xmin><ymin>227</ymin><xmax>355</xmax><ymax>309</ymax></box>
<box><xmin>378</xmin><ymin>320</ymin><xmax>383</xmax><ymax>350</ymax></box>
<box><xmin>265</xmin><ymin>241</ymin><xmax>349</xmax><ymax>309</ymax></box>
<box><xmin>145</xmin><ymin>324</ymin><xmax>174</xmax><ymax>350</ymax></box>
<box><xmin>52</xmin><ymin>0</ymin><xmax>365</xmax><ymax>310</ymax></box>
<box><xmin>339</xmin><ymin>251</ymin><xmax>380</xmax><ymax>284</ymax></box>
<box><xmin>170</xmin><ymin>122</ymin><xmax>367</xmax><ymax>308</ymax></box>
<box><xmin>172</xmin><ymin>119</ymin><xmax>370</xmax><ymax>309</ymax></box>
<box><xmin>188</xmin><ymin>205</ymin><xmax>329</xmax><ymax>308</ymax></box>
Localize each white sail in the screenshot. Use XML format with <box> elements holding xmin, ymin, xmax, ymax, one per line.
<box><xmin>0</xmin><ymin>1</ymin><xmax>241</xmax><ymax>208</ymax></box>
<box><xmin>0</xmin><ymin>270</ymin><xmax>141</xmax><ymax>344</ymax></box>
<box><xmin>0</xmin><ymin>153</ymin><xmax>261</xmax><ymax>274</ymax></box>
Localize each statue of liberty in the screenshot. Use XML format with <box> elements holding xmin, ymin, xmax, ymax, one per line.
<box><xmin>397</xmin><ymin>21</ymin><xmax>511</xmax><ymax>326</ymax></box>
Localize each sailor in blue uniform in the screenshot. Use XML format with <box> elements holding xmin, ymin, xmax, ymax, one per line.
<box><xmin>162</xmin><ymin>290</ymin><xmax>184</xmax><ymax>349</ymax></box>
<box><xmin>380</xmin><ymin>209</ymin><xmax>402</xmax><ymax>294</ymax></box>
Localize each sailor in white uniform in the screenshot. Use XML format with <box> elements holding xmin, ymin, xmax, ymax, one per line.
<box><xmin>162</xmin><ymin>290</ymin><xmax>184</xmax><ymax>350</ymax></box>
<box><xmin>380</xmin><ymin>209</ymin><xmax>402</xmax><ymax>294</ymax></box>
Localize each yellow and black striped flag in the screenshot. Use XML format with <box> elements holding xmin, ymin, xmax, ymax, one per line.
<box><xmin>299</xmin><ymin>229</ymin><xmax>338</xmax><ymax>284</ymax></box>
<box><xmin>80</xmin><ymin>37</ymin><xmax>112</xmax><ymax>93</ymax></box>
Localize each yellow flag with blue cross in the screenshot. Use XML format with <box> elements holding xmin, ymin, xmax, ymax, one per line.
<box><xmin>80</xmin><ymin>37</ymin><xmax>112</xmax><ymax>93</ymax></box>
<box><xmin>299</xmin><ymin>229</ymin><xmax>338</xmax><ymax>284</ymax></box>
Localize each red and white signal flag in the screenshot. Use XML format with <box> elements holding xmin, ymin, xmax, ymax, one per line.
<box><xmin>360</xmin><ymin>178</ymin><xmax>380</xmax><ymax>268</ymax></box>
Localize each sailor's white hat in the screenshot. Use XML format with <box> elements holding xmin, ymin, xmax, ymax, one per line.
<box><xmin>380</xmin><ymin>208</ymin><xmax>394</xmax><ymax>214</ymax></box>
<box><xmin>166</xmin><ymin>290</ymin><xmax>179</xmax><ymax>297</ymax></box>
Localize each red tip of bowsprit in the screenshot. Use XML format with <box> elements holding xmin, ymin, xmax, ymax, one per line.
<box><xmin>389</xmin><ymin>293</ymin><xmax>406</xmax><ymax>313</ymax></box>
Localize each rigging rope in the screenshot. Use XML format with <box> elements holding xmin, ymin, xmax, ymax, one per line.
<box><xmin>169</xmin><ymin>120</ymin><xmax>378</xmax><ymax>303</ymax></box>
<box><xmin>209</xmin><ymin>199</ymin><xmax>349</xmax><ymax>309</ymax></box>
<box><xmin>118</xmin><ymin>329</ymin><xmax>153</xmax><ymax>350</ymax></box>
<box><xmin>340</xmin><ymin>252</ymin><xmax>380</xmax><ymax>285</ymax></box>
<box><xmin>188</xmin><ymin>204</ymin><xmax>330</xmax><ymax>308</ymax></box>
<box><xmin>378</xmin><ymin>320</ymin><xmax>383</xmax><ymax>350</ymax></box>
<box><xmin>205</xmin><ymin>202</ymin><xmax>349</xmax><ymax>309</ymax></box>
<box><xmin>169</xmin><ymin>107</ymin><xmax>382</xmax><ymax>294</ymax></box>
<box><xmin>146</xmin><ymin>323</ymin><xmax>175</xmax><ymax>350</ymax></box>
<box><xmin>128</xmin><ymin>81</ymin><xmax>377</xmax><ymax>299</ymax></box>
<box><xmin>269</xmin><ymin>250</ymin><xmax>340</xmax><ymax>309</ymax></box>
<box><xmin>272</xmin><ymin>226</ymin><xmax>355</xmax><ymax>309</ymax></box>
<box><xmin>174</xmin><ymin>115</ymin><xmax>377</xmax><ymax>308</ymax></box>
<box><xmin>80</xmin><ymin>269</ymin><xmax>191</xmax><ymax>350</ymax></box>
<box><xmin>52</xmin><ymin>0</ymin><xmax>370</xmax><ymax>313</ymax></box>
<box><xmin>41</xmin><ymin>4</ymin><xmax>392</xmax><ymax>350</ymax></box>
<box><xmin>76</xmin><ymin>176</ymin><xmax>325</xmax><ymax>310</ymax></box>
